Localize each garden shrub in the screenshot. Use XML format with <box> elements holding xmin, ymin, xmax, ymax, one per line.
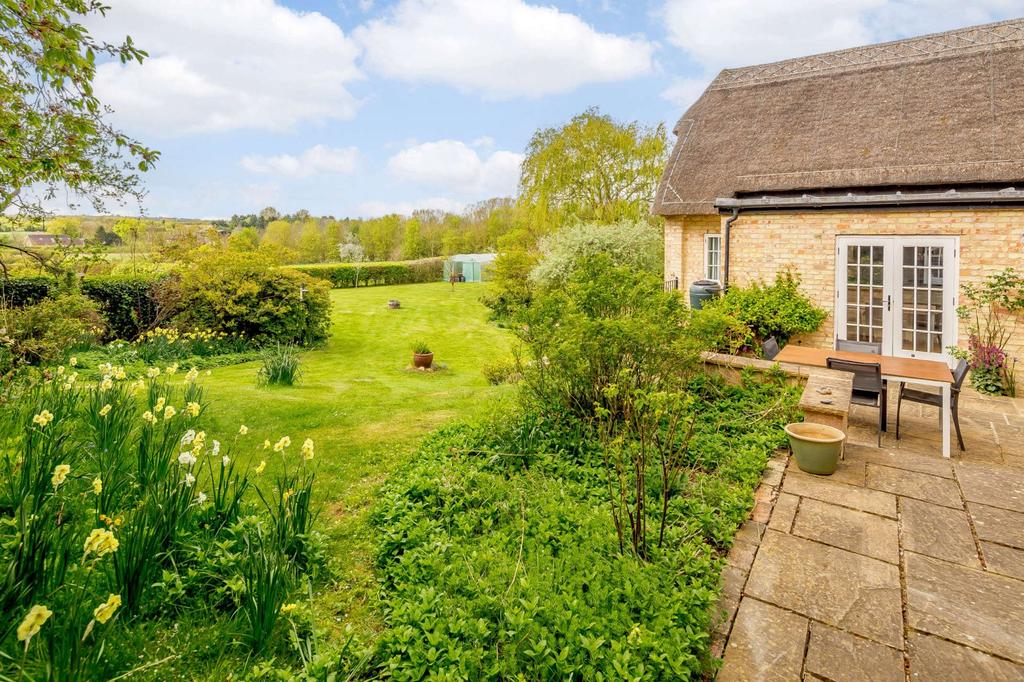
<box><xmin>529</xmin><ymin>219</ymin><xmax>662</xmax><ymax>289</ymax></box>
<box><xmin>479</xmin><ymin>248</ymin><xmax>536</xmax><ymax>321</ymax></box>
<box><xmin>704</xmin><ymin>270</ymin><xmax>827</xmax><ymax>347</ymax></box>
<box><xmin>688</xmin><ymin>306</ymin><xmax>753</xmax><ymax>355</ymax></box>
<box><xmin>257</xmin><ymin>344</ymin><xmax>302</xmax><ymax>387</ymax></box>
<box><xmin>81</xmin><ymin>274</ymin><xmax>162</xmax><ymax>340</ymax></box>
<box><xmin>0</xmin><ymin>366</ymin><xmax>323</xmax><ymax>677</ymax></box>
<box><xmin>171</xmin><ymin>252</ymin><xmax>331</xmax><ymax>347</ymax></box>
<box><xmin>370</xmin><ymin>372</ymin><xmax>797</xmax><ymax>679</ymax></box>
<box><xmin>0</xmin><ymin>276</ymin><xmax>53</xmax><ymax>306</ymax></box>
<box><xmin>291</xmin><ymin>257</ymin><xmax>443</xmax><ymax>289</ymax></box>
<box><xmin>480</xmin><ymin>357</ymin><xmax>521</xmax><ymax>385</ymax></box>
<box><xmin>0</xmin><ymin>293</ymin><xmax>105</xmax><ymax>372</ymax></box>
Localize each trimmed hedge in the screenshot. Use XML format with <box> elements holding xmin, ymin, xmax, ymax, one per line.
<box><xmin>1</xmin><ymin>274</ymin><xmax>160</xmax><ymax>340</ymax></box>
<box><xmin>290</xmin><ymin>257</ymin><xmax>443</xmax><ymax>288</ymax></box>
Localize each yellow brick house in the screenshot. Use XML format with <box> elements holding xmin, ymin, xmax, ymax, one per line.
<box><xmin>654</xmin><ymin>19</ymin><xmax>1024</xmax><ymax>369</ymax></box>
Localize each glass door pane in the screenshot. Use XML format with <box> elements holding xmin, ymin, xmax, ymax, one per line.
<box><xmin>844</xmin><ymin>244</ymin><xmax>885</xmax><ymax>344</ymax></box>
<box><xmin>899</xmin><ymin>244</ymin><xmax>948</xmax><ymax>356</ymax></box>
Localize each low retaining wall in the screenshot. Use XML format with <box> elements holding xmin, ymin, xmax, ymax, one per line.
<box><xmin>701</xmin><ymin>352</ymin><xmax>852</xmax><ymax>433</ymax></box>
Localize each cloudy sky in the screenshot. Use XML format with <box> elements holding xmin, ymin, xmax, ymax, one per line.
<box><xmin>83</xmin><ymin>0</ymin><xmax>1023</xmax><ymax>219</ymax></box>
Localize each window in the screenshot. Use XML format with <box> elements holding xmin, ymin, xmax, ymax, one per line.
<box><xmin>704</xmin><ymin>234</ymin><xmax>722</xmax><ymax>282</ymax></box>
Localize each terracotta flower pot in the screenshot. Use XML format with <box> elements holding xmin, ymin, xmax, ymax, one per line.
<box><xmin>784</xmin><ymin>422</ymin><xmax>845</xmax><ymax>475</ymax></box>
<box><xmin>412</xmin><ymin>352</ymin><xmax>433</xmax><ymax>369</ymax></box>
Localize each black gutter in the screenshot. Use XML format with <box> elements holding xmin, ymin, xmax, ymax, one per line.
<box><xmin>715</xmin><ymin>187</ymin><xmax>1024</xmax><ymax>210</ymax></box>
<box><xmin>722</xmin><ymin>208</ymin><xmax>739</xmax><ymax>288</ymax></box>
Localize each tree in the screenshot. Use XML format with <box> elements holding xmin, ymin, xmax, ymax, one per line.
<box><xmin>518</xmin><ymin>108</ymin><xmax>667</xmax><ymax>231</ymax></box>
<box><xmin>259</xmin><ymin>206</ymin><xmax>280</xmax><ymax>224</ymax></box>
<box><xmin>112</xmin><ymin>218</ymin><xmax>143</xmax><ymax>269</ymax></box>
<box><xmin>46</xmin><ymin>216</ymin><xmax>83</xmax><ymax>238</ymax></box>
<box><xmin>228</xmin><ymin>227</ymin><xmax>260</xmax><ymax>252</ymax></box>
<box><xmin>0</xmin><ymin>2</ymin><xmax>157</xmax><ymax>222</ymax></box>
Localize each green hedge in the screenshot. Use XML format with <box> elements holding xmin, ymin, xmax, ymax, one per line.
<box><xmin>1</xmin><ymin>274</ymin><xmax>160</xmax><ymax>340</ymax></box>
<box><xmin>290</xmin><ymin>257</ymin><xmax>443</xmax><ymax>288</ymax></box>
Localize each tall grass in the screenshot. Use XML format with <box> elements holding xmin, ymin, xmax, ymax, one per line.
<box><xmin>257</xmin><ymin>344</ymin><xmax>301</xmax><ymax>387</ymax></box>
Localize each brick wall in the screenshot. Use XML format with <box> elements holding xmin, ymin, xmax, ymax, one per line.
<box><xmin>664</xmin><ymin>209</ymin><xmax>1024</xmax><ymax>375</ymax></box>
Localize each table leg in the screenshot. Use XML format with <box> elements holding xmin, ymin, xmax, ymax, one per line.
<box><xmin>941</xmin><ymin>384</ymin><xmax>951</xmax><ymax>459</ymax></box>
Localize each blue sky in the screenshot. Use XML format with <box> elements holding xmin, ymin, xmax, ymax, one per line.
<box><xmin>80</xmin><ymin>0</ymin><xmax>1023</xmax><ymax>220</ymax></box>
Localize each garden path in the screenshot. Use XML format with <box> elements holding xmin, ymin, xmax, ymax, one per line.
<box><xmin>713</xmin><ymin>390</ymin><xmax>1024</xmax><ymax>680</ymax></box>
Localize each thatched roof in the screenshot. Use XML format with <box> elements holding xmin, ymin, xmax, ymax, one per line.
<box><xmin>654</xmin><ymin>19</ymin><xmax>1024</xmax><ymax>216</ymax></box>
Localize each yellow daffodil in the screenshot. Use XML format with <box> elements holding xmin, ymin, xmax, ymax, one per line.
<box><xmin>238</xmin><ymin>424</ymin><xmax>248</xmax><ymax>435</ymax></box>
<box><xmin>113</xmin><ymin>367</ymin><xmax>127</xmax><ymax>380</ymax></box>
<box><xmin>145</xmin><ymin>367</ymin><xmax>160</xmax><ymax>379</ymax></box>
<box><xmin>99</xmin><ymin>404</ymin><xmax>112</xmax><ymax>417</ymax></box>
<box><xmin>17</xmin><ymin>605</ymin><xmax>51</xmax><ymax>645</ymax></box>
<box><xmin>301</xmin><ymin>438</ymin><xmax>314</xmax><ymax>461</ymax></box>
<box><xmin>163</xmin><ymin>405</ymin><xmax>176</xmax><ymax>420</ymax></box>
<box><xmin>51</xmin><ymin>464</ymin><xmax>70</xmax><ymax>489</ymax></box>
<box><xmin>263</xmin><ymin>439</ymin><xmax>271</xmax><ymax>450</ymax></box>
<box><xmin>185</xmin><ymin>402</ymin><xmax>200</xmax><ymax>417</ymax></box>
<box><xmin>154</xmin><ymin>397</ymin><xmax>165</xmax><ymax>412</ymax></box>
<box><xmin>142</xmin><ymin>411</ymin><xmax>157</xmax><ymax>425</ymax></box>
<box><xmin>254</xmin><ymin>460</ymin><xmax>266</xmax><ymax>475</ymax></box>
<box><xmin>280</xmin><ymin>603</ymin><xmax>298</xmax><ymax>614</ymax></box>
<box><xmin>92</xmin><ymin>477</ymin><xmax>102</xmax><ymax>495</ymax></box>
<box><xmin>83</xmin><ymin>528</ymin><xmax>119</xmax><ymax>558</ymax></box>
<box><xmin>185</xmin><ymin>367</ymin><xmax>199</xmax><ymax>383</ymax></box>
<box><xmin>99</xmin><ymin>376</ymin><xmax>113</xmax><ymax>391</ymax></box>
<box><xmin>32</xmin><ymin>410</ymin><xmax>54</xmax><ymax>428</ymax></box>
<box><xmin>92</xmin><ymin>594</ymin><xmax>121</xmax><ymax>624</ymax></box>
<box><xmin>56</xmin><ymin>366</ymin><xmax>65</xmax><ymax>375</ymax></box>
<box><xmin>282</xmin><ymin>488</ymin><xmax>294</xmax><ymax>504</ymax></box>
<box><xmin>165</xmin><ymin>363</ymin><xmax>179</xmax><ymax>375</ymax></box>
<box><xmin>273</xmin><ymin>436</ymin><xmax>291</xmax><ymax>453</ymax></box>
<box><xmin>69</xmin><ymin>356</ymin><xmax>78</xmax><ymax>366</ymax></box>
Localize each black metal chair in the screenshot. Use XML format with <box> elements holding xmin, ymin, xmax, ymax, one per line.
<box><xmin>895</xmin><ymin>359</ymin><xmax>969</xmax><ymax>451</ymax></box>
<box><xmin>827</xmin><ymin>357</ymin><xmax>887</xmax><ymax>446</ymax></box>
<box><xmin>836</xmin><ymin>339</ymin><xmax>883</xmax><ymax>354</ymax></box>
<box><xmin>762</xmin><ymin>336</ymin><xmax>780</xmax><ymax>361</ymax></box>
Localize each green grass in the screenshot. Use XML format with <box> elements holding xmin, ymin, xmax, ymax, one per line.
<box><xmin>199</xmin><ymin>282</ymin><xmax>513</xmax><ymax>644</ymax></box>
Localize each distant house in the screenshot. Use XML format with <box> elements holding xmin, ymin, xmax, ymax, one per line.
<box><xmin>22</xmin><ymin>232</ymin><xmax>86</xmax><ymax>247</ymax></box>
<box><xmin>654</xmin><ymin>19</ymin><xmax>1024</xmax><ymax>367</ymax></box>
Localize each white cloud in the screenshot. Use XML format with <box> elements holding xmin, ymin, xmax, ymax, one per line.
<box><xmin>355</xmin><ymin>0</ymin><xmax>655</xmax><ymax>98</ymax></box>
<box><xmin>91</xmin><ymin>0</ymin><xmax>362</xmax><ymax>135</ymax></box>
<box><xmin>660</xmin><ymin>77</ymin><xmax>711</xmax><ymax>111</ymax></box>
<box><xmin>662</xmin><ymin>0</ymin><xmax>1020</xmax><ymax>72</ymax></box>
<box><xmin>241</xmin><ymin>145</ymin><xmax>359</xmax><ymax>178</ymax></box>
<box><xmin>356</xmin><ymin>197</ymin><xmax>467</xmax><ymax>218</ymax></box>
<box><xmin>386</xmin><ymin>140</ymin><xmax>523</xmax><ymax>197</ymax></box>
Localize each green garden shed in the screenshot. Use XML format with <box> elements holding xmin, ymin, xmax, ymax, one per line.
<box><xmin>443</xmin><ymin>253</ymin><xmax>497</xmax><ymax>283</ymax></box>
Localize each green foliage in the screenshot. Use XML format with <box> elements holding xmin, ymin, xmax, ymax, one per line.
<box><xmin>479</xmin><ymin>248</ymin><xmax>537</xmax><ymax>321</ymax></box>
<box><xmin>688</xmin><ymin>307</ymin><xmax>753</xmax><ymax>355</ymax></box>
<box><xmin>173</xmin><ymin>252</ymin><xmax>331</xmax><ymax>347</ymax></box>
<box><xmin>529</xmin><ymin>220</ymin><xmax>663</xmax><ymax>289</ymax></box>
<box><xmin>518</xmin><ymin>107</ymin><xmax>668</xmax><ymax>230</ymax></box>
<box><xmin>480</xmin><ymin>358</ymin><xmax>521</xmax><ymax>385</ymax></box>
<box><xmin>517</xmin><ymin>254</ymin><xmax>700</xmax><ymax>419</ymax></box>
<box><xmin>257</xmin><ymin>344</ymin><xmax>302</xmax><ymax>387</ymax></box>
<box><xmin>705</xmin><ymin>271</ymin><xmax>827</xmax><ymax>347</ymax></box>
<box><xmin>0</xmin><ymin>293</ymin><xmax>104</xmax><ymax>372</ymax></box>
<box><xmin>410</xmin><ymin>341</ymin><xmax>431</xmax><ymax>355</ymax></box>
<box><xmin>80</xmin><ymin>274</ymin><xmax>161</xmax><ymax>340</ymax></box>
<box><xmin>951</xmin><ymin>268</ymin><xmax>1024</xmax><ymax>396</ymax></box>
<box><xmin>291</xmin><ymin>258</ymin><xmax>443</xmax><ymax>289</ymax></box>
<box><xmin>0</xmin><ymin>275</ymin><xmax>53</xmax><ymax>307</ymax></box>
<box><xmin>370</xmin><ymin>372</ymin><xmax>797</xmax><ymax>679</ymax></box>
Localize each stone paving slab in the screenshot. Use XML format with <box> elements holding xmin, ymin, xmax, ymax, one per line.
<box><xmin>900</xmin><ymin>497</ymin><xmax>979</xmax><ymax>567</ymax></box>
<box><xmin>843</xmin><ymin>443</ymin><xmax>954</xmax><ymax>478</ymax></box>
<box><xmin>791</xmin><ymin>497</ymin><xmax>899</xmax><ymax>564</ymax></box>
<box><xmin>908</xmin><ymin>631</ymin><xmax>1024</xmax><ymax>681</ymax></box>
<box><xmin>788</xmin><ymin>455</ymin><xmax>866</xmax><ymax>486</ymax></box>
<box><xmin>804</xmin><ymin>622</ymin><xmax>904</xmax><ymax>682</ymax></box>
<box><xmin>981</xmin><ymin>541</ymin><xmax>1024</xmax><ymax>580</ymax></box>
<box><xmin>866</xmin><ymin>464</ymin><xmax>963</xmax><ymax>508</ymax></box>
<box><xmin>767</xmin><ymin>492</ymin><xmax>799</xmax><ymax>533</ymax></box>
<box><xmin>969</xmin><ymin>503</ymin><xmax>1024</xmax><ymax>549</ymax></box>
<box><xmin>905</xmin><ymin>551</ymin><xmax>1024</xmax><ymax>663</ymax></box>
<box><xmin>783</xmin><ymin>471</ymin><xmax>897</xmax><ymax>518</ymax></box>
<box><xmin>957</xmin><ymin>461</ymin><xmax>1024</xmax><ymax>512</ymax></box>
<box><xmin>717</xmin><ymin>598</ymin><xmax>808</xmax><ymax>681</ymax></box>
<box><xmin>745</xmin><ymin>530</ymin><xmax>903</xmax><ymax>648</ymax></box>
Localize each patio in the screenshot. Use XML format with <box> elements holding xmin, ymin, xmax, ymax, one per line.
<box><xmin>713</xmin><ymin>389</ymin><xmax>1024</xmax><ymax>680</ymax></box>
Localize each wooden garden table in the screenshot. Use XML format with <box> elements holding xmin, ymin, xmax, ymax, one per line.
<box><xmin>775</xmin><ymin>346</ymin><xmax>955</xmax><ymax>458</ymax></box>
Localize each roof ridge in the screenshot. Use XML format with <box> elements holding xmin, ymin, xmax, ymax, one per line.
<box><xmin>708</xmin><ymin>18</ymin><xmax>1024</xmax><ymax>90</ymax></box>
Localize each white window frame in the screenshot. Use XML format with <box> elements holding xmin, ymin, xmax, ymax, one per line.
<box><xmin>703</xmin><ymin>234</ymin><xmax>722</xmax><ymax>282</ymax></box>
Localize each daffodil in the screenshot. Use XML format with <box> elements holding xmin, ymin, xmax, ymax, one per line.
<box><xmin>51</xmin><ymin>464</ymin><xmax>70</xmax><ymax>489</ymax></box>
<box><xmin>32</xmin><ymin>410</ymin><xmax>54</xmax><ymax>428</ymax></box>
<box><xmin>280</xmin><ymin>603</ymin><xmax>298</xmax><ymax>615</ymax></box>
<box><xmin>184</xmin><ymin>472</ymin><xmax>196</xmax><ymax>487</ymax></box>
<box><xmin>301</xmin><ymin>438</ymin><xmax>314</xmax><ymax>461</ymax></box>
<box><xmin>99</xmin><ymin>376</ymin><xmax>113</xmax><ymax>391</ymax></box>
<box><xmin>154</xmin><ymin>397</ymin><xmax>165</xmax><ymax>412</ymax></box>
<box><xmin>92</xmin><ymin>477</ymin><xmax>102</xmax><ymax>495</ymax></box>
<box><xmin>282</xmin><ymin>488</ymin><xmax>294</xmax><ymax>504</ymax></box>
<box><xmin>254</xmin><ymin>460</ymin><xmax>266</xmax><ymax>475</ymax></box>
<box><xmin>184</xmin><ymin>367</ymin><xmax>199</xmax><ymax>383</ymax></box>
<box><xmin>178</xmin><ymin>452</ymin><xmax>197</xmax><ymax>466</ymax></box>
<box><xmin>185</xmin><ymin>402</ymin><xmax>200</xmax><ymax>417</ymax></box>
<box><xmin>165</xmin><ymin>363</ymin><xmax>179</xmax><ymax>375</ymax></box>
<box><xmin>56</xmin><ymin>365</ymin><xmax>65</xmax><ymax>375</ymax></box>
<box><xmin>263</xmin><ymin>439</ymin><xmax>271</xmax><ymax>449</ymax></box>
<box><xmin>163</xmin><ymin>405</ymin><xmax>176</xmax><ymax>420</ymax></box>
<box><xmin>181</xmin><ymin>429</ymin><xmax>196</xmax><ymax>446</ymax></box>
<box><xmin>239</xmin><ymin>424</ymin><xmax>249</xmax><ymax>435</ymax></box>
<box><xmin>92</xmin><ymin>594</ymin><xmax>121</xmax><ymax>624</ymax></box>
<box><xmin>273</xmin><ymin>436</ymin><xmax>291</xmax><ymax>452</ymax></box>
<box><xmin>142</xmin><ymin>411</ymin><xmax>157</xmax><ymax>425</ymax></box>
<box><xmin>146</xmin><ymin>367</ymin><xmax>161</xmax><ymax>379</ymax></box>
<box><xmin>221</xmin><ymin>455</ymin><xmax>231</xmax><ymax>467</ymax></box>
<box><xmin>69</xmin><ymin>356</ymin><xmax>78</xmax><ymax>366</ymax></box>
<box><xmin>99</xmin><ymin>404</ymin><xmax>112</xmax><ymax>417</ymax></box>
<box><xmin>196</xmin><ymin>491</ymin><xmax>207</xmax><ymax>505</ymax></box>
<box><xmin>211</xmin><ymin>440</ymin><xmax>221</xmax><ymax>456</ymax></box>
<box><xmin>17</xmin><ymin>605</ymin><xmax>51</xmax><ymax>645</ymax></box>
<box><xmin>83</xmin><ymin>528</ymin><xmax>119</xmax><ymax>558</ymax></box>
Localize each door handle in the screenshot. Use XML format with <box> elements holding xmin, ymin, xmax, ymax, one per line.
<box><xmin>886</xmin><ymin>295</ymin><xmax>891</xmax><ymax>312</ymax></box>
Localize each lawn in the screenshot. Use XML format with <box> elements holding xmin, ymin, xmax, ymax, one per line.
<box><xmin>200</xmin><ymin>281</ymin><xmax>514</xmax><ymax>642</ymax></box>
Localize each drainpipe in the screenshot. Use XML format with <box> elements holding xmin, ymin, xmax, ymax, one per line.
<box><xmin>723</xmin><ymin>208</ymin><xmax>739</xmax><ymax>289</ymax></box>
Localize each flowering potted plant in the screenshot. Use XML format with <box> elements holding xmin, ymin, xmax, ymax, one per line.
<box><xmin>412</xmin><ymin>341</ymin><xmax>433</xmax><ymax>369</ymax></box>
<box><xmin>949</xmin><ymin>268</ymin><xmax>1024</xmax><ymax>396</ymax></box>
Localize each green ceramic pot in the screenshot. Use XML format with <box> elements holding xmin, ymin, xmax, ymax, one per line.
<box><xmin>784</xmin><ymin>422</ymin><xmax>846</xmax><ymax>476</ymax></box>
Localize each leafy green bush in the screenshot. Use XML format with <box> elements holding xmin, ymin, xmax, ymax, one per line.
<box><xmin>705</xmin><ymin>271</ymin><xmax>827</xmax><ymax>347</ymax></box>
<box><xmin>290</xmin><ymin>257</ymin><xmax>443</xmax><ymax>289</ymax></box>
<box><xmin>0</xmin><ymin>294</ymin><xmax>105</xmax><ymax>373</ymax></box>
<box><xmin>80</xmin><ymin>274</ymin><xmax>161</xmax><ymax>340</ymax></box>
<box><xmin>370</xmin><ymin>372</ymin><xmax>797</xmax><ymax>679</ymax></box>
<box><xmin>480</xmin><ymin>357</ymin><xmax>521</xmax><ymax>385</ymax></box>
<box><xmin>688</xmin><ymin>306</ymin><xmax>753</xmax><ymax>355</ymax></box>
<box><xmin>529</xmin><ymin>219</ymin><xmax>662</xmax><ymax>289</ymax></box>
<box><xmin>257</xmin><ymin>344</ymin><xmax>302</xmax><ymax>387</ymax></box>
<box><xmin>480</xmin><ymin>248</ymin><xmax>537</xmax><ymax>321</ymax></box>
<box><xmin>0</xmin><ymin>276</ymin><xmax>53</xmax><ymax>306</ymax></box>
<box><xmin>171</xmin><ymin>252</ymin><xmax>330</xmax><ymax>347</ymax></box>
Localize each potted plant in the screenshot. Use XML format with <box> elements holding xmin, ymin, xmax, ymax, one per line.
<box><xmin>784</xmin><ymin>422</ymin><xmax>845</xmax><ymax>475</ymax></box>
<box><xmin>412</xmin><ymin>341</ymin><xmax>433</xmax><ymax>369</ymax></box>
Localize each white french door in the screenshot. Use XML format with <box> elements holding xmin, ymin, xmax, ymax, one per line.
<box><xmin>835</xmin><ymin>236</ymin><xmax>958</xmax><ymax>363</ymax></box>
